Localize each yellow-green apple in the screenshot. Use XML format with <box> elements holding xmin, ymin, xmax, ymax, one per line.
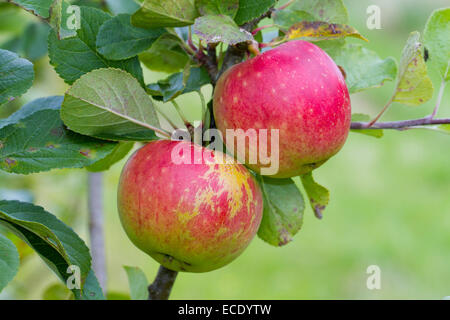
<box><xmin>213</xmin><ymin>40</ymin><xmax>351</xmax><ymax>178</ymax></box>
<box><xmin>117</xmin><ymin>140</ymin><xmax>263</xmax><ymax>272</ymax></box>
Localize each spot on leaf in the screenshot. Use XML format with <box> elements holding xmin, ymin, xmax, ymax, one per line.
<box><xmin>3</xmin><ymin>158</ymin><xmax>17</xmax><ymax>169</ymax></box>
<box><xmin>286</xmin><ymin>21</ymin><xmax>368</xmax><ymax>42</ymax></box>
<box><xmin>46</xmin><ymin>142</ymin><xmax>60</xmax><ymax>149</ymax></box>
<box><xmin>80</xmin><ymin>149</ymin><xmax>92</xmax><ymax>158</ymax></box>
<box><xmin>50</xmin><ymin>126</ymin><xmax>65</xmax><ymax>137</ymax></box>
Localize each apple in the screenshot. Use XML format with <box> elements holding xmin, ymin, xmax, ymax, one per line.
<box><xmin>213</xmin><ymin>40</ymin><xmax>351</xmax><ymax>178</ymax></box>
<box><xmin>117</xmin><ymin>140</ymin><xmax>263</xmax><ymax>272</ymax></box>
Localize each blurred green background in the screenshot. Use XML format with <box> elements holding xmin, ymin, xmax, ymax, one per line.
<box><xmin>0</xmin><ymin>0</ymin><xmax>449</xmax><ymax>299</ymax></box>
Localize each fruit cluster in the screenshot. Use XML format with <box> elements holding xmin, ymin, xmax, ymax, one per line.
<box><xmin>118</xmin><ymin>41</ymin><xmax>351</xmax><ymax>272</ymax></box>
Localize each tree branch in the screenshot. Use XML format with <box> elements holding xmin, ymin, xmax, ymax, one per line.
<box><xmin>148</xmin><ymin>265</ymin><xmax>178</xmax><ymax>300</ymax></box>
<box><xmin>351</xmin><ymin>118</ymin><xmax>450</xmax><ymax>130</ymax></box>
<box><xmin>87</xmin><ymin>172</ymin><xmax>107</xmax><ymax>292</ymax></box>
<box><xmin>195</xmin><ymin>50</ymin><xmax>219</xmax><ymax>85</ymax></box>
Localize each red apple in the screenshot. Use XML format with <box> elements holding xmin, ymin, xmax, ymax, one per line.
<box><xmin>117</xmin><ymin>140</ymin><xmax>263</xmax><ymax>272</ymax></box>
<box><xmin>213</xmin><ymin>40</ymin><xmax>351</xmax><ymax>178</ymax></box>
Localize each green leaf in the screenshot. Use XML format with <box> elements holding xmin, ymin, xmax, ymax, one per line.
<box><xmin>123</xmin><ymin>266</ymin><xmax>149</xmax><ymax>300</ymax></box>
<box><xmin>22</xmin><ymin>23</ymin><xmax>51</xmax><ymax>60</ymax></box>
<box><xmin>314</xmin><ymin>37</ymin><xmax>346</xmax><ymax>55</ymax></box>
<box><xmin>234</xmin><ymin>0</ymin><xmax>276</xmax><ymax>25</ymax></box>
<box><xmin>257</xmin><ymin>176</ymin><xmax>304</xmax><ymax>247</ymax></box>
<box><xmin>74</xmin><ymin>269</ymin><xmax>105</xmax><ymax>300</ymax></box>
<box><xmin>300</xmin><ymin>172</ymin><xmax>329</xmax><ymax>219</ymax></box>
<box><xmin>350</xmin><ymin>113</ymin><xmax>370</xmax><ymax>122</ymax></box>
<box><xmin>0</xmin><ymin>49</ymin><xmax>34</xmax><ymax>105</ymax></box>
<box><xmin>107</xmin><ymin>291</ymin><xmax>131</xmax><ymax>300</ymax></box>
<box><xmin>148</xmin><ymin>66</ymin><xmax>210</xmax><ymax>101</ymax></box>
<box><xmin>423</xmin><ymin>8</ymin><xmax>450</xmax><ymax>81</ymax></box>
<box><xmin>87</xmin><ymin>142</ymin><xmax>134</xmax><ymax>172</ymax></box>
<box><xmin>329</xmin><ymin>44</ymin><xmax>397</xmax><ymax>94</ymax></box>
<box><xmin>438</xmin><ymin>124</ymin><xmax>450</xmax><ymax>134</ymax></box>
<box><xmin>105</xmin><ymin>0</ymin><xmax>140</xmax><ymax>15</ymax></box>
<box><xmin>48</xmin><ymin>6</ymin><xmax>144</xmax><ymax>85</ymax></box>
<box><xmin>139</xmin><ymin>33</ymin><xmax>190</xmax><ymax>73</ymax></box>
<box><xmin>1</xmin><ymin>22</ymin><xmax>51</xmax><ymax>62</ymax></box>
<box><xmin>0</xmin><ymin>96</ymin><xmax>62</xmax><ymax>129</ymax></box>
<box><xmin>393</xmin><ymin>31</ymin><xmax>434</xmax><ymax>106</ymax></box>
<box><xmin>131</xmin><ymin>0</ymin><xmax>199</xmax><ymax>28</ymax></box>
<box><xmin>9</xmin><ymin>0</ymin><xmax>53</xmax><ymax>18</ymax></box>
<box><xmin>0</xmin><ymin>200</ymin><xmax>103</xmax><ymax>299</ymax></box>
<box><xmin>182</xmin><ymin>67</ymin><xmax>212</xmax><ymax>91</ymax></box>
<box><xmin>61</xmin><ymin>68</ymin><xmax>161</xmax><ymax>141</ymax></box>
<box><xmin>285</xmin><ymin>21</ymin><xmax>367</xmax><ymax>42</ymax></box>
<box><xmin>196</xmin><ymin>0</ymin><xmax>239</xmax><ymax>18</ymax></box>
<box><xmin>194</xmin><ymin>14</ymin><xmax>254</xmax><ymax>45</ymax></box>
<box><xmin>272</xmin><ymin>10</ymin><xmax>316</xmax><ymax>30</ymax></box>
<box><xmin>148</xmin><ymin>64</ymin><xmax>190</xmax><ymax>101</ymax></box>
<box><xmin>96</xmin><ymin>14</ymin><xmax>166</xmax><ymax>60</ymax></box>
<box><xmin>0</xmin><ymin>232</ymin><xmax>20</xmax><ymax>292</ymax></box>
<box><xmin>350</xmin><ymin>113</ymin><xmax>384</xmax><ymax>138</ymax></box>
<box><xmin>42</xmin><ymin>283</ymin><xmax>72</xmax><ymax>300</ymax></box>
<box><xmin>0</xmin><ymin>3</ymin><xmax>28</xmax><ymax>34</ymax></box>
<box><xmin>273</xmin><ymin>0</ymin><xmax>348</xmax><ymax>29</ymax></box>
<box><xmin>0</xmin><ymin>96</ymin><xmax>118</xmax><ymax>174</ymax></box>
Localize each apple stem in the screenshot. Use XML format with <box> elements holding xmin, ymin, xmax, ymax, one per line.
<box><xmin>428</xmin><ymin>76</ymin><xmax>447</xmax><ymax>120</ymax></box>
<box><xmin>366</xmin><ymin>96</ymin><xmax>394</xmax><ymax>127</ymax></box>
<box><xmin>259</xmin><ymin>42</ymin><xmax>272</xmax><ymax>49</ymax></box>
<box><xmin>248</xmin><ymin>42</ymin><xmax>262</xmax><ymax>56</ymax></box>
<box><xmin>278</xmin><ymin>0</ymin><xmax>295</xmax><ymax>11</ymax></box>
<box><xmin>187</xmin><ymin>26</ymin><xmax>198</xmax><ymax>52</ymax></box>
<box><xmin>251</xmin><ymin>24</ymin><xmax>275</xmax><ymax>35</ymax></box>
<box><xmin>172</xmin><ymin>100</ymin><xmax>192</xmax><ymax>128</ymax></box>
<box><xmin>198</xmin><ymin>90</ymin><xmax>207</xmax><ymax>125</ymax></box>
<box><xmin>148</xmin><ymin>265</ymin><xmax>178</xmax><ymax>300</ymax></box>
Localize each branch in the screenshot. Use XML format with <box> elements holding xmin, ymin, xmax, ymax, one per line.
<box><xmin>87</xmin><ymin>172</ymin><xmax>107</xmax><ymax>292</ymax></box>
<box><xmin>368</xmin><ymin>64</ymin><xmax>448</xmax><ymax>127</ymax></box>
<box><xmin>351</xmin><ymin>118</ymin><xmax>450</xmax><ymax>130</ymax></box>
<box><xmin>148</xmin><ymin>265</ymin><xmax>178</xmax><ymax>300</ymax></box>
<box><xmin>194</xmin><ymin>47</ymin><xmax>219</xmax><ymax>85</ymax></box>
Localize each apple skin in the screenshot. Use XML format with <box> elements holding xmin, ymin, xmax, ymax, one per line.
<box><xmin>117</xmin><ymin>140</ymin><xmax>263</xmax><ymax>272</ymax></box>
<box><xmin>213</xmin><ymin>40</ymin><xmax>351</xmax><ymax>178</ymax></box>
